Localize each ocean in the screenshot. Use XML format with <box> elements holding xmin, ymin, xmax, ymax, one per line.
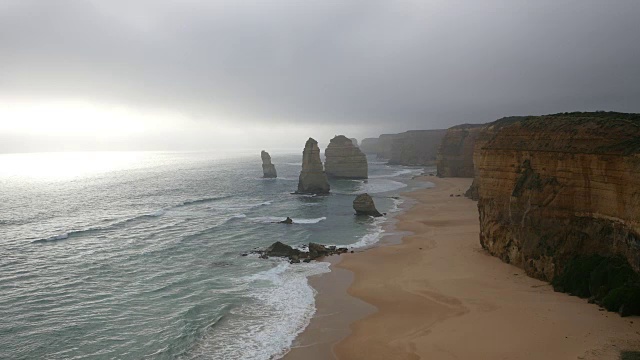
<box><xmin>0</xmin><ymin>151</ymin><xmax>432</xmax><ymax>359</ymax></box>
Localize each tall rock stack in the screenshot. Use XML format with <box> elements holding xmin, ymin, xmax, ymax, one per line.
<box><xmin>261</xmin><ymin>150</ymin><xmax>277</xmax><ymax>178</ymax></box>
<box><xmin>296</xmin><ymin>138</ymin><xmax>330</xmax><ymax>194</ymax></box>
<box><xmin>324</xmin><ymin>135</ymin><xmax>368</xmax><ymax>179</ymax></box>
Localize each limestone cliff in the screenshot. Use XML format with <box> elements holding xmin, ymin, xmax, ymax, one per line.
<box><xmin>359</xmin><ymin>138</ymin><xmax>379</xmax><ymax>155</ymax></box>
<box><xmin>377</xmin><ymin>134</ymin><xmax>403</xmax><ymax>159</ymax></box>
<box><xmin>324</xmin><ymin>135</ymin><xmax>368</xmax><ymax>179</ymax></box>
<box><xmin>261</xmin><ymin>150</ymin><xmax>277</xmax><ymax>178</ymax></box>
<box><xmin>296</xmin><ymin>138</ymin><xmax>330</xmax><ymax>194</ymax></box>
<box><xmin>350</xmin><ymin>138</ymin><xmax>359</xmax><ymax>147</ymax></box>
<box><xmin>388</xmin><ymin>130</ymin><xmax>447</xmax><ymax>166</ymax></box>
<box><xmin>476</xmin><ymin>112</ymin><xmax>640</xmax><ymax>282</ymax></box>
<box><xmin>437</xmin><ymin>124</ymin><xmax>484</xmax><ymax>178</ymax></box>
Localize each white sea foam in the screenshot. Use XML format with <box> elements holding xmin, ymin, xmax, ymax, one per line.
<box><xmin>368</xmin><ymin>168</ymin><xmax>414</xmax><ymax>178</ymax></box>
<box><xmin>358</xmin><ymin>179</ymin><xmax>407</xmax><ymax>194</ymax></box>
<box><xmin>48</xmin><ymin>233</ymin><xmax>69</xmax><ymax>241</ymax></box>
<box><xmin>251</xmin><ymin>216</ymin><xmax>326</xmax><ymax>224</ymax></box>
<box><xmin>148</xmin><ymin>209</ymin><xmax>165</xmax><ymax>217</ymax></box>
<box><xmin>191</xmin><ymin>260</ymin><xmax>331</xmax><ymax>359</ymax></box>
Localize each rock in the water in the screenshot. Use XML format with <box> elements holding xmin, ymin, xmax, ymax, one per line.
<box><xmin>353</xmin><ymin>193</ymin><xmax>383</xmax><ymax>217</ymax></box>
<box><xmin>309</xmin><ymin>242</ymin><xmax>328</xmax><ymax>259</ymax></box>
<box><xmin>296</xmin><ymin>138</ymin><xmax>330</xmax><ymax>194</ymax></box>
<box><xmin>279</xmin><ymin>217</ymin><xmax>293</xmax><ymax>224</ymax></box>
<box><xmin>255</xmin><ymin>242</ymin><xmax>349</xmax><ymax>263</ymax></box>
<box><xmin>264</xmin><ymin>241</ymin><xmax>300</xmax><ymax>258</ymax></box>
<box><xmin>324</xmin><ymin>135</ymin><xmax>368</xmax><ymax>179</ymax></box>
<box><xmin>261</xmin><ymin>150</ymin><xmax>277</xmax><ymax>178</ymax></box>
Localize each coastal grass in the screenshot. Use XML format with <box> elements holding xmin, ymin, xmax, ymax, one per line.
<box><xmin>552</xmin><ymin>255</ymin><xmax>640</xmax><ymax>316</ymax></box>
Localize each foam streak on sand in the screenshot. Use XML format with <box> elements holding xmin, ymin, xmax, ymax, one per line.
<box><xmin>307</xmin><ymin>177</ymin><xmax>639</xmax><ymax>360</ymax></box>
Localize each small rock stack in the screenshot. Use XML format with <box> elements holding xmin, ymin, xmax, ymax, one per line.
<box><xmin>261</xmin><ymin>150</ymin><xmax>277</xmax><ymax>178</ymax></box>
<box><xmin>353</xmin><ymin>193</ymin><xmax>383</xmax><ymax>217</ymax></box>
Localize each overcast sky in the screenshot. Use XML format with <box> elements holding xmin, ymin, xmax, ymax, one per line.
<box><xmin>1</xmin><ymin>0</ymin><xmax>639</xmax><ymax>153</ymax></box>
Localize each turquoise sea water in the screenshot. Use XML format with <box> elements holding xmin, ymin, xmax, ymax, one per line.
<box><xmin>0</xmin><ymin>151</ymin><xmax>432</xmax><ymax>359</ymax></box>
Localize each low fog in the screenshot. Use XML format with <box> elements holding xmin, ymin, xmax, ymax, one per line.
<box><xmin>1</xmin><ymin>0</ymin><xmax>639</xmax><ymax>152</ymax></box>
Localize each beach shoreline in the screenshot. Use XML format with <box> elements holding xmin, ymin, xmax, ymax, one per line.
<box><xmin>286</xmin><ymin>176</ymin><xmax>640</xmax><ymax>360</ymax></box>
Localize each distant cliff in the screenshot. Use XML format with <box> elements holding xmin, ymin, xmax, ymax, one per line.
<box><xmin>475</xmin><ymin>112</ymin><xmax>640</xmax><ymax>282</ymax></box>
<box><xmin>388</xmin><ymin>130</ymin><xmax>447</xmax><ymax>166</ymax></box>
<box><xmin>359</xmin><ymin>138</ymin><xmax>379</xmax><ymax>155</ymax></box>
<box><xmin>436</xmin><ymin>124</ymin><xmax>485</xmax><ymax>177</ymax></box>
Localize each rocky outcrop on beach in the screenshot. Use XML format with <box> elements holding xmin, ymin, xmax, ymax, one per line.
<box><xmin>437</xmin><ymin>124</ymin><xmax>484</xmax><ymax>178</ymax></box>
<box><xmin>258</xmin><ymin>241</ymin><xmax>349</xmax><ymax>263</ymax></box>
<box><xmin>475</xmin><ymin>112</ymin><xmax>640</xmax><ymax>286</ymax></box>
<box><xmin>324</xmin><ymin>135</ymin><xmax>368</xmax><ymax>179</ymax></box>
<box><xmin>353</xmin><ymin>193</ymin><xmax>383</xmax><ymax>217</ymax></box>
<box><xmin>296</xmin><ymin>138</ymin><xmax>330</xmax><ymax>194</ymax></box>
<box><xmin>261</xmin><ymin>150</ymin><xmax>277</xmax><ymax>178</ymax></box>
<box><xmin>388</xmin><ymin>130</ymin><xmax>448</xmax><ymax>166</ymax></box>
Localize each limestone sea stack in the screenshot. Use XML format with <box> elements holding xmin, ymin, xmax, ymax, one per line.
<box><xmin>296</xmin><ymin>138</ymin><xmax>330</xmax><ymax>194</ymax></box>
<box><xmin>353</xmin><ymin>193</ymin><xmax>382</xmax><ymax>217</ymax></box>
<box><xmin>261</xmin><ymin>150</ymin><xmax>277</xmax><ymax>178</ymax></box>
<box><xmin>324</xmin><ymin>135</ymin><xmax>368</xmax><ymax>179</ymax></box>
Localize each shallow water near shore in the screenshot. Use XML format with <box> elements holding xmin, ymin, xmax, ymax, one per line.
<box><xmin>0</xmin><ymin>151</ymin><xmax>432</xmax><ymax>359</ymax></box>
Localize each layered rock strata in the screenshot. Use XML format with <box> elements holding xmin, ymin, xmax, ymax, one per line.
<box><xmin>261</xmin><ymin>150</ymin><xmax>277</xmax><ymax>178</ymax></box>
<box><xmin>353</xmin><ymin>193</ymin><xmax>382</xmax><ymax>217</ymax></box>
<box><xmin>476</xmin><ymin>112</ymin><xmax>640</xmax><ymax>282</ymax></box>
<box><xmin>296</xmin><ymin>138</ymin><xmax>330</xmax><ymax>194</ymax></box>
<box><xmin>387</xmin><ymin>130</ymin><xmax>448</xmax><ymax>166</ymax></box>
<box><xmin>324</xmin><ymin>135</ymin><xmax>368</xmax><ymax>179</ymax></box>
<box><xmin>437</xmin><ymin>124</ymin><xmax>485</xmax><ymax>177</ymax></box>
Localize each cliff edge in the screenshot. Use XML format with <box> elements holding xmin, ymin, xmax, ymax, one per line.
<box><xmin>437</xmin><ymin>124</ymin><xmax>484</xmax><ymax>178</ymax></box>
<box><xmin>476</xmin><ymin>112</ymin><xmax>640</xmax><ymax>282</ymax></box>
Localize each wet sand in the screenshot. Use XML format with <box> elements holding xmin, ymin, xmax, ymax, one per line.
<box><xmin>288</xmin><ymin>176</ymin><xmax>640</xmax><ymax>360</ymax></box>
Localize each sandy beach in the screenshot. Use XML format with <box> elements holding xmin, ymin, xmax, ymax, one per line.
<box><xmin>290</xmin><ymin>176</ymin><xmax>640</xmax><ymax>360</ymax></box>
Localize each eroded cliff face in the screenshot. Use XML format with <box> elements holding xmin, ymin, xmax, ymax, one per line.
<box><xmin>437</xmin><ymin>124</ymin><xmax>484</xmax><ymax>178</ymax></box>
<box><xmin>476</xmin><ymin>112</ymin><xmax>640</xmax><ymax>281</ymax></box>
<box><xmin>296</xmin><ymin>138</ymin><xmax>330</xmax><ymax>194</ymax></box>
<box><xmin>359</xmin><ymin>138</ymin><xmax>379</xmax><ymax>155</ymax></box>
<box><xmin>324</xmin><ymin>135</ymin><xmax>368</xmax><ymax>179</ymax></box>
<box><xmin>388</xmin><ymin>130</ymin><xmax>447</xmax><ymax>166</ymax></box>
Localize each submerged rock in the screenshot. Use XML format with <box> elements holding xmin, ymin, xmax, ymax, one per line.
<box><xmin>296</xmin><ymin>138</ymin><xmax>330</xmax><ymax>194</ymax></box>
<box><xmin>353</xmin><ymin>193</ymin><xmax>383</xmax><ymax>217</ymax></box>
<box><xmin>324</xmin><ymin>135</ymin><xmax>368</xmax><ymax>179</ymax></box>
<box><xmin>261</xmin><ymin>150</ymin><xmax>277</xmax><ymax>178</ymax></box>
<box><xmin>279</xmin><ymin>217</ymin><xmax>293</xmax><ymax>224</ymax></box>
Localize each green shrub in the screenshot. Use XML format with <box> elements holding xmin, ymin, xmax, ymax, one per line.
<box><xmin>601</xmin><ymin>285</ymin><xmax>640</xmax><ymax>316</ymax></box>
<box><xmin>552</xmin><ymin>255</ymin><xmax>640</xmax><ymax>316</ymax></box>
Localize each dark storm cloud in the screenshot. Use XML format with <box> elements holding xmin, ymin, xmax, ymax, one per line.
<box><xmin>1</xmin><ymin>0</ymin><xmax>640</xmax><ymax>129</ymax></box>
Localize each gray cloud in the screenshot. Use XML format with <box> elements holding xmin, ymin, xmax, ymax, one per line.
<box><xmin>1</xmin><ymin>0</ymin><xmax>640</xmax><ymax>134</ymax></box>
